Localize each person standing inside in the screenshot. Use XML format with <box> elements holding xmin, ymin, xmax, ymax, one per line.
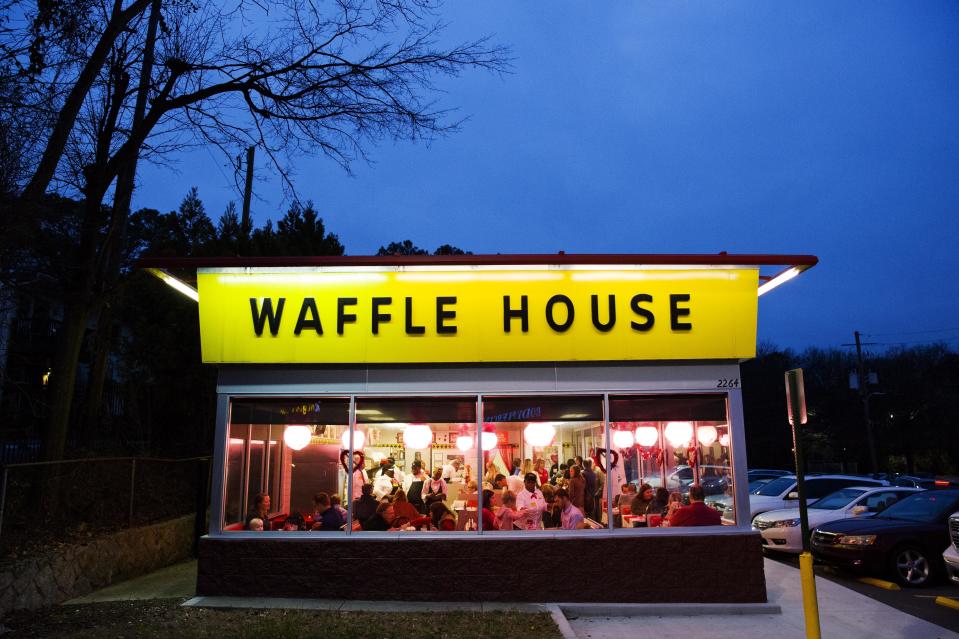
<box><xmin>582</xmin><ymin>459</ymin><xmax>597</xmax><ymax>519</ymax></box>
<box><xmin>424</xmin><ymin>467</ymin><xmax>448</xmax><ymax>508</ymax></box>
<box><xmin>351</xmin><ymin>453</ymin><xmax>369</xmax><ymax>501</ymax></box>
<box><xmin>515</xmin><ymin>472</ymin><xmax>546</xmax><ymax>530</ymax></box>
<box><xmin>404</xmin><ymin>460</ymin><xmax>429</xmax><ymax>514</ymax></box>
<box><xmin>555</xmin><ymin>488</ymin><xmax>586</xmax><ymax>530</ymax></box>
<box><xmin>568</xmin><ymin>465</ymin><xmax>586</xmax><ymax>511</ymax></box>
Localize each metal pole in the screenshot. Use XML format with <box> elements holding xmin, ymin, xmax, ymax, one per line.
<box><xmin>604</xmin><ymin>393</ymin><xmax>614</xmax><ymax>529</ymax></box>
<box><xmin>129</xmin><ymin>458</ymin><xmax>136</xmax><ymax>528</ymax></box>
<box><xmin>0</xmin><ymin>467</ymin><xmax>8</xmax><ymax>537</ymax></box>
<box><xmin>476</xmin><ymin>395</ymin><xmax>484</xmax><ymax>532</ymax></box>
<box><xmin>854</xmin><ymin>331</ymin><xmax>879</xmax><ymax>474</ymax></box>
<box><xmin>346</xmin><ymin>395</ymin><xmax>355</xmax><ymax>535</ymax></box>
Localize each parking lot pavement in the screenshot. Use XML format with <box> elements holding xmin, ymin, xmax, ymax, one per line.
<box><xmin>766</xmin><ymin>552</ymin><xmax>959</xmax><ymax>634</ymax></box>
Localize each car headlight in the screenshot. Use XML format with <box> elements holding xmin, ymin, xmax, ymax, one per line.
<box><xmin>837</xmin><ymin>534</ymin><xmax>877</xmax><ymax>546</ymax></box>
<box><xmin>773</xmin><ymin>518</ymin><xmax>801</xmax><ymax>528</ymax></box>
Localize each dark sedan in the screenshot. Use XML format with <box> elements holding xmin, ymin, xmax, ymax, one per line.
<box><xmin>810</xmin><ymin>488</ymin><xmax>959</xmax><ymax>587</ymax></box>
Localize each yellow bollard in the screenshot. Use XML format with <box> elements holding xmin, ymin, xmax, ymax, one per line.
<box><xmin>799</xmin><ymin>552</ymin><xmax>822</xmax><ymax>639</ymax></box>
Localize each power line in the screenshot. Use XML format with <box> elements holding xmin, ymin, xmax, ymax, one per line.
<box><xmin>864</xmin><ymin>327</ymin><xmax>959</xmax><ymax>338</ymax></box>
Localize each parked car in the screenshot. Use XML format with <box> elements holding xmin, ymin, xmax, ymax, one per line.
<box><xmin>811</xmin><ymin>489</ymin><xmax>959</xmax><ymax>587</ymax></box>
<box><xmin>752</xmin><ymin>486</ymin><xmax>920</xmax><ymax>553</ymax></box>
<box><xmin>706</xmin><ymin>478</ymin><xmax>771</xmax><ymax>512</ymax></box>
<box><xmin>944</xmin><ymin>511</ymin><xmax>959</xmax><ymax>585</ymax></box>
<box><xmin>721</xmin><ymin>474</ymin><xmax>889</xmax><ymax>525</ymax></box>
<box><xmin>894</xmin><ymin>475</ymin><xmax>944</xmax><ymax>489</ymax></box>
<box><xmin>748</xmin><ymin>469</ymin><xmax>792</xmax><ymax>481</ymax></box>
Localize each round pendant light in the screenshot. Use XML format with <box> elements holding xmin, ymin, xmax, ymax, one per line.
<box><xmin>697</xmin><ymin>425</ymin><xmax>718</xmax><ymax>447</ymax></box>
<box><xmin>523</xmin><ymin>422</ymin><xmax>556</xmax><ymax>448</ymax></box>
<box><xmin>403</xmin><ymin>424</ymin><xmax>433</xmax><ymax>450</ymax></box>
<box><xmin>719</xmin><ymin>433</ymin><xmax>730</xmax><ymax>448</ymax></box>
<box><xmin>341</xmin><ymin>429</ymin><xmax>366</xmax><ymax>451</ymax></box>
<box><xmin>635</xmin><ymin>425</ymin><xmax>659</xmax><ymax>448</ymax></box>
<box><xmin>481</xmin><ymin>430</ymin><xmax>498</xmax><ymax>451</ymax></box>
<box><xmin>456</xmin><ymin>434</ymin><xmax>474</xmax><ymax>452</ymax></box>
<box><xmin>664</xmin><ymin>421</ymin><xmax>694</xmax><ymax>448</ymax></box>
<box><xmin>283</xmin><ymin>425</ymin><xmax>312</xmax><ymax>451</ymax></box>
<box><xmin>612</xmin><ymin>429</ymin><xmax>635</xmax><ymax>449</ymax></box>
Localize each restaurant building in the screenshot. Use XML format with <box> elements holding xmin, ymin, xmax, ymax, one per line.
<box><xmin>142</xmin><ymin>253</ymin><xmax>816</xmax><ymax>603</ymax></box>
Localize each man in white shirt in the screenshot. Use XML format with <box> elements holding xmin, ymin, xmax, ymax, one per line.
<box><xmin>377</xmin><ymin>456</ymin><xmax>405</xmax><ymax>486</ymax></box>
<box><xmin>514</xmin><ymin>473</ymin><xmax>545</xmax><ymax>530</ymax></box>
<box><xmin>555</xmin><ymin>487</ymin><xmax>586</xmax><ymax>530</ymax></box>
<box><xmin>442</xmin><ymin>459</ymin><xmax>465</xmax><ymax>483</ymax></box>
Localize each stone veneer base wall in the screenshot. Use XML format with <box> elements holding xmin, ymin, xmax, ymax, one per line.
<box><xmin>197</xmin><ymin>531</ymin><xmax>766</xmax><ymax>603</ymax></box>
<box><xmin>0</xmin><ymin>515</ymin><xmax>195</xmax><ymax>615</ymax></box>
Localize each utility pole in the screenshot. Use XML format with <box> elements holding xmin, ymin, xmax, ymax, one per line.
<box><xmin>854</xmin><ymin>331</ymin><xmax>879</xmax><ymax>475</ymax></box>
<box><xmin>240</xmin><ymin>145</ymin><xmax>255</xmax><ymax>253</ymax></box>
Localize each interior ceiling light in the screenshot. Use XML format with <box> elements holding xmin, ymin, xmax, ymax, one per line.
<box><xmin>341</xmin><ymin>429</ymin><xmax>365</xmax><ymax>451</ymax></box>
<box><xmin>403</xmin><ymin>424</ymin><xmax>433</xmax><ymax>450</ymax></box>
<box><xmin>523</xmin><ymin>422</ymin><xmax>556</xmax><ymax>447</ymax></box>
<box><xmin>635</xmin><ymin>425</ymin><xmax>659</xmax><ymax>448</ymax></box>
<box><xmin>664</xmin><ymin>421</ymin><xmax>694</xmax><ymax>448</ymax></box>
<box><xmin>719</xmin><ymin>433</ymin><xmax>730</xmax><ymax>447</ymax></box>
<box><xmin>612</xmin><ymin>430</ymin><xmax>635</xmax><ymax>449</ymax></box>
<box><xmin>283</xmin><ymin>425</ymin><xmax>312</xmax><ymax>451</ymax></box>
<box><xmin>481</xmin><ymin>430</ymin><xmax>498</xmax><ymax>451</ymax></box>
<box><xmin>456</xmin><ymin>434</ymin><xmax>474</xmax><ymax>452</ymax></box>
<box><xmin>697</xmin><ymin>425</ymin><xmax>718</xmax><ymax>447</ymax></box>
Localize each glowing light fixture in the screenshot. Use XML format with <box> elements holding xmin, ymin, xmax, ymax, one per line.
<box><xmin>523</xmin><ymin>422</ymin><xmax>556</xmax><ymax>447</ymax></box>
<box><xmin>757</xmin><ymin>267</ymin><xmax>802</xmax><ymax>297</ymax></box>
<box><xmin>612</xmin><ymin>429</ymin><xmax>635</xmax><ymax>449</ymax></box>
<box><xmin>481</xmin><ymin>430</ymin><xmax>498</xmax><ymax>451</ymax></box>
<box><xmin>403</xmin><ymin>424</ymin><xmax>433</xmax><ymax>450</ymax></box>
<box><xmin>664</xmin><ymin>421</ymin><xmax>694</xmax><ymax>448</ymax></box>
<box><xmin>146</xmin><ymin>268</ymin><xmax>199</xmax><ymax>302</ymax></box>
<box><xmin>456</xmin><ymin>434</ymin><xmax>474</xmax><ymax>452</ymax></box>
<box><xmin>283</xmin><ymin>425</ymin><xmax>312</xmax><ymax>451</ymax></box>
<box><xmin>635</xmin><ymin>426</ymin><xmax>659</xmax><ymax>448</ymax></box>
<box><xmin>341</xmin><ymin>429</ymin><xmax>365</xmax><ymax>451</ymax></box>
<box><xmin>697</xmin><ymin>425</ymin><xmax>718</xmax><ymax>447</ymax></box>
<box><xmin>719</xmin><ymin>433</ymin><xmax>730</xmax><ymax>448</ymax></box>
<box><xmin>370</xmin><ymin>452</ymin><xmax>386</xmax><ymax>463</ymax></box>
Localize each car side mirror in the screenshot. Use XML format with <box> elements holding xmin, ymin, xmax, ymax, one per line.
<box><xmin>786</xmin><ymin>491</ymin><xmax>799</xmax><ymax>500</ymax></box>
<box><xmin>851</xmin><ymin>505</ymin><xmax>868</xmax><ymax>516</ymax></box>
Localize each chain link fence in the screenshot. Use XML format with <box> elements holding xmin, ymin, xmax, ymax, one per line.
<box><xmin>0</xmin><ymin>456</ymin><xmax>210</xmax><ymax>557</ymax></box>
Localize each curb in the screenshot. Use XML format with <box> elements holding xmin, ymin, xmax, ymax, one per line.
<box><xmin>559</xmin><ymin>602</ymin><xmax>781</xmax><ymax>617</ymax></box>
<box><xmin>855</xmin><ymin>577</ymin><xmax>901</xmax><ymax>591</ymax></box>
<box><xmin>546</xmin><ymin>604</ymin><xmax>579</xmax><ymax>639</ymax></box>
<box><xmin>935</xmin><ymin>596</ymin><xmax>959</xmax><ymax>612</ymax></box>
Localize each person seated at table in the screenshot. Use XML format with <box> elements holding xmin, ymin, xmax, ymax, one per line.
<box><xmin>245</xmin><ymin>493</ymin><xmax>271</xmax><ymax>530</ymax></box>
<box><xmin>495</xmin><ymin>491</ymin><xmax>521</xmax><ymax>530</ymax></box>
<box><xmin>666</xmin><ymin>491</ymin><xmax>683</xmax><ymax>516</ymax></box>
<box><xmin>282</xmin><ymin>511</ymin><xmax>306</xmax><ymax>531</ymax></box>
<box><xmin>667</xmin><ymin>485</ymin><xmax>721</xmax><ymax>527</ymax></box>
<box><xmin>363</xmin><ymin>499</ymin><xmax>393</xmax><ymax>531</ymax></box>
<box><xmin>541</xmin><ymin>484</ymin><xmax>561</xmax><ymax>529</ymax></box>
<box><xmin>555</xmin><ymin>488</ymin><xmax>587</xmax><ymax>530</ymax></box>
<box><xmin>311</xmin><ymin>492</ymin><xmax>344</xmax><ymax>531</ymax></box>
<box><xmin>423</xmin><ymin>468</ymin><xmax>448</xmax><ymax>508</ymax></box>
<box><xmin>429</xmin><ymin>500</ymin><xmax>457</xmax><ymax>531</ymax></box>
<box><xmin>612</xmin><ymin>483</ymin><xmax>629</xmax><ymax>508</ymax></box>
<box><xmin>629</xmin><ymin>483</ymin><xmax>656</xmax><ymax>519</ymax></box>
<box><xmin>330</xmin><ymin>494</ymin><xmax>348</xmax><ymax>522</ymax></box>
<box><xmin>480</xmin><ymin>489</ymin><xmax>498</xmax><ymax>530</ymax></box>
<box><xmin>352</xmin><ymin>483</ymin><xmax>378</xmax><ymax>528</ymax></box>
<box><xmin>390</xmin><ymin>489</ymin><xmax>420</xmax><ymax>525</ymax></box>
<box><xmin>247</xmin><ymin>517</ymin><xmax>264</xmax><ymax>532</ymax></box>
<box><xmin>652</xmin><ymin>487</ymin><xmax>670</xmax><ymax>514</ymax></box>
<box><xmin>462</xmin><ymin>479</ymin><xmax>479</xmax><ymax>507</ymax></box>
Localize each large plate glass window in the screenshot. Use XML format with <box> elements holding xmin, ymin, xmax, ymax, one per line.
<box><xmin>353</xmin><ymin>397</ymin><xmax>477</xmax><ymax>532</ymax></box>
<box><xmin>225</xmin><ymin>397</ymin><xmax>350</xmax><ymax>532</ymax></box>
<box><xmin>482</xmin><ymin>395</ymin><xmax>605</xmax><ymax>531</ymax></box>
<box><xmin>608</xmin><ymin>394</ymin><xmax>729</xmax><ymax>527</ymax></box>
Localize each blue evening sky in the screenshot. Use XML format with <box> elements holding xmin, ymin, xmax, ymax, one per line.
<box><xmin>133</xmin><ymin>2</ymin><xmax>959</xmax><ymax>351</ymax></box>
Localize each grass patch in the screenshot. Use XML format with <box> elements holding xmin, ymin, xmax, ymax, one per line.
<box><xmin>4</xmin><ymin>599</ymin><xmax>562</xmax><ymax>638</ymax></box>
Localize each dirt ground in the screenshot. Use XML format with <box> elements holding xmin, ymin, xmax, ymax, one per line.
<box><xmin>1</xmin><ymin>598</ymin><xmax>562</xmax><ymax>638</ymax></box>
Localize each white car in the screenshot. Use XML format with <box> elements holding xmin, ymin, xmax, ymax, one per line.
<box><xmin>705</xmin><ymin>478</ymin><xmax>770</xmax><ymax>512</ymax></box>
<box><xmin>721</xmin><ymin>474</ymin><xmax>889</xmax><ymax>525</ymax></box>
<box><xmin>753</xmin><ymin>486</ymin><xmax>920</xmax><ymax>553</ymax></box>
<box><xmin>945</xmin><ymin>511</ymin><xmax>959</xmax><ymax>585</ymax></box>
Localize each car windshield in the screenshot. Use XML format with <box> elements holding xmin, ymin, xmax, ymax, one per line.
<box><xmin>755</xmin><ymin>477</ymin><xmax>796</xmax><ymax>496</ymax></box>
<box><xmin>810</xmin><ymin>488</ymin><xmax>866</xmax><ymax>510</ymax></box>
<box><xmin>748</xmin><ymin>479</ymin><xmax>770</xmax><ymax>494</ymax></box>
<box><xmin>878</xmin><ymin>492</ymin><xmax>959</xmax><ymax>523</ymax></box>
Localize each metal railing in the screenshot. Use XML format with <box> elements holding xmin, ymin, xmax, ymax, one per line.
<box><xmin>0</xmin><ymin>455</ymin><xmax>211</xmax><ymax>545</ymax></box>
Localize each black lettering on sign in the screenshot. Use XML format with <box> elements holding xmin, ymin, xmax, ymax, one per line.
<box><xmin>670</xmin><ymin>294</ymin><xmax>692</xmax><ymax>331</ymax></box>
<box><xmin>436</xmin><ymin>296</ymin><xmax>457</xmax><ymax>334</ymax></box>
<box><xmin>337</xmin><ymin>297</ymin><xmax>357</xmax><ymax>335</ymax></box>
<box><xmin>591</xmin><ymin>294</ymin><xmax>616</xmax><ymax>332</ymax></box>
<box><xmin>503</xmin><ymin>295</ymin><xmax>529</xmax><ymax>333</ymax></box>
<box><xmin>545</xmin><ymin>294</ymin><xmax>574</xmax><ymax>332</ymax></box>
<box><xmin>371</xmin><ymin>297</ymin><xmax>392</xmax><ymax>335</ymax></box>
<box><xmin>630</xmin><ymin>294</ymin><xmax>654</xmax><ymax>332</ymax></box>
<box><xmin>405</xmin><ymin>297</ymin><xmax>426</xmax><ymax>335</ymax></box>
<box><xmin>294</xmin><ymin>298</ymin><xmax>323</xmax><ymax>335</ymax></box>
<box><xmin>250</xmin><ymin>298</ymin><xmax>285</xmax><ymax>336</ymax></box>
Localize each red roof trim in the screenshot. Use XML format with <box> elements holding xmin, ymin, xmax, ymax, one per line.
<box><xmin>138</xmin><ymin>253</ymin><xmax>818</xmax><ymax>269</ymax></box>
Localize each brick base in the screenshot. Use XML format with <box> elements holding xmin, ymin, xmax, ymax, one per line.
<box><xmin>197</xmin><ymin>532</ymin><xmax>767</xmax><ymax>603</ymax></box>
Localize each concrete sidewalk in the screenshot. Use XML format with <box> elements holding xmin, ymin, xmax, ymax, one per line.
<box><xmin>65</xmin><ymin>560</ymin><xmax>197</xmax><ymax>604</ymax></box>
<box><xmin>567</xmin><ymin>558</ymin><xmax>959</xmax><ymax>639</ymax></box>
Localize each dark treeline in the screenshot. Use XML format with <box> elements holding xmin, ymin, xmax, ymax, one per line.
<box><xmin>742</xmin><ymin>342</ymin><xmax>959</xmax><ymax>476</ymax></box>
<box><xmin>0</xmin><ymin>187</ymin><xmax>465</xmax><ymax>458</ymax></box>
